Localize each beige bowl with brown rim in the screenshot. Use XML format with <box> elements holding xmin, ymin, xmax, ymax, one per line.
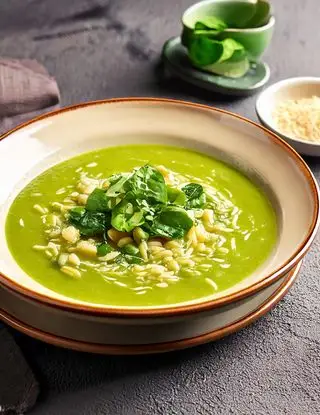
<box><xmin>0</xmin><ymin>99</ymin><xmax>318</xmax><ymax>352</ymax></box>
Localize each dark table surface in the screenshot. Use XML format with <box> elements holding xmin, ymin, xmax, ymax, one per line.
<box><xmin>1</xmin><ymin>1</ymin><xmax>320</xmax><ymax>414</ymax></box>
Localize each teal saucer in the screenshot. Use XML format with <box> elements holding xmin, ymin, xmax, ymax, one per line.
<box><xmin>162</xmin><ymin>37</ymin><xmax>270</xmax><ymax>96</ymax></box>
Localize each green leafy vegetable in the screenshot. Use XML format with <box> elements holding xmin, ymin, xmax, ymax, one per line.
<box><xmin>188</xmin><ymin>36</ymin><xmax>245</xmax><ymax>67</ymax></box>
<box><xmin>86</xmin><ymin>188</ymin><xmax>110</xmax><ymax>212</ymax></box>
<box><xmin>144</xmin><ymin>206</ymin><xmax>193</xmax><ymax>239</ymax></box>
<box><xmin>125</xmin><ymin>165</ymin><xmax>167</xmax><ymax>204</ymax></box>
<box><xmin>97</xmin><ymin>242</ymin><xmax>113</xmax><ymax>257</ymax></box>
<box><xmin>188</xmin><ymin>36</ymin><xmax>224</xmax><ymax>66</ymax></box>
<box><xmin>182</xmin><ymin>183</ymin><xmax>206</xmax><ymax>209</ymax></box>
<box><xmin>106</xmin><ymin>174</ymin><xmax>130</xmax><ymax>198</ymax></box>
<box><xmin>69</xmin><ymin>207</ymin><xmax>110</xmax><ymax>236</ymax></box>
<box><xmin>194</xmin><ymin>16</ymin><xmax>227</xmax><ymax>35</ymax></box>
<box><xmin>124</xmin><ymin>254</ymin><xmax>143</xmax><ymax>264</ymax></box>
<box><xmin>167</xmin><ymin>187</ymin><xmax>187</xmax><ymax>206</ymax></box>
<box><xmin>111</xmin><ymin>194</ymin><xmax>145</xmax><ymax>232</ymax></box>
<box><xmin>121</xmin><ymin>243</ymin><xmax>140</xmax><ymax>256</ymax></box>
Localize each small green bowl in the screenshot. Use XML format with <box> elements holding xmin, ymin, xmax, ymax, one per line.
<box><xmin>181</xmin><ymin>0</ymin><xmax>275</xmax><ymax>61</ymax></box>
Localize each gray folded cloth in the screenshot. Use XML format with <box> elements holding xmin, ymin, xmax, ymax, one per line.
<box><xmin>0</xmin><ymin>58</ymin><xmax>59</xmax><ymax>413</ymax></box>
<box><xmin>0</xmin><ymin>58</ymin><xmax>60</xmax><ymax>135</ymax></box>
<box><xmin>0</xmin><ymin>325</ymin><xmax>39</xmax><ymax>414</ymax></box>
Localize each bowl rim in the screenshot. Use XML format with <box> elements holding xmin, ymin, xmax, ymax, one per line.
<box><xmin>0</xmin><ymin>97</ymin><xmax>319</xmax><ymax>318</ymax></box>
<box><xmin>181</xmin><ymin>0</ymin><xmax>275</xmax><ymax>33</ymax></box>
<box><xmin>256</xmin><ymin>76</ymin><xmax>320</xmax><ymax>147</ymax></box>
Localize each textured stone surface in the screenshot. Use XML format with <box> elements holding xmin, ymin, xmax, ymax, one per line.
<box><xmin>0</xmin><ymin>0</ymin><xmax>319</xmax><ymax>414</ymax></box>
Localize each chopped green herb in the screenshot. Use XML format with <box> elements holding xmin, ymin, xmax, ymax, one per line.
<box><xmin>182</xmin><ymin>183</ymin><xmax>206</xmax><ymax>209</ymax></box>
<box><xmin>97</xmin><ymin>242</ymin><xmax>113</xmax><ymax>257</ymax></box>
<box><xmin>125</xmin><ymin>165</ymin><xmax>167</xmax><ymax>204</ymax></box>
<box><xmin>167</xmin><ymin>187</ymin><xmax>187</xmax><ymax>206</ymax></box>
<box><xmin>69</xmin><ymin>207</ymin><xmax>110</xmax><ymax>236</ymax></box>
<box><xmin>111</xmin><ymin>194</ymin><xmax>145</xmax><ymax>232</ymax></box>
<box><xmin>86</xmin><ymin>188</ymin><xmax>110</xmax><ymax>212</ymax></box>
<box><xmin>144</xmin><ymin>206</ymin><xmax>193</xmax><ymax>239</ymax></box>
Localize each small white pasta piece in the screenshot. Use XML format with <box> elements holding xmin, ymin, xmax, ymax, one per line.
<box><xmin>166</xmin><ymin>259</ymin><xmax>180</xmax><ymax>272</ymax></box>
<box><xmin>33</xmin><ymin>204</ymin><xmax>47</xmax><ymax>214</ymax></box>
<box><xmin>62</xmin><ymin>226</ymin><xmax>80</xmax><ymax>244</ymax></box>
<box><xmin>47</xmin><ymin>242</ymin><xmax>60</xmax><ymax>257</ymax></box>
<box><xmin>132</xmin><ymin>227</ymin><xmax>149</xmax><ymax>244</ymax></box>
<box><xmin>45</xmin><ymin>249</ymin><xmax>53</xmax><ymax>258</ymax></box>
<box><xmin>32</xmin><ymin>244</ymin><xmax>47</xmax><ymax>251</ymax></box>
<box><xmin>149</xmin><ymin>246</ymin><xmax>164</xmax><ymax>253</ymax></box>
<box><xmin>148</xmin><ymin>264</ymin><xmax>166</xmax><ymax>275</ymax></box>
<box><xmin>98</xmin><ymin>251</ymin><xmax>120</xmax><ymax>262</ymax></box>
<box><xmin>117</xmin><ymin>237</ymin><xmax>134</xmax><ymax>248</ymax></box>
<box><xmin>49</xmin><ymin>228</ymin><xmax>61</xmax><ymax>238</ymax></box>
<box><xmin>139</xmin><ymin>241</ymin><xmax>149</xmax><ymax>261</ymax></box>
<box><xmin>147</xmin><ymin>241</ymin><xmax>163</xmax><ymax>247</ymax></box>
<box><xmin>177</xmin><ymin>258</ymin><xmax>195</xmax><ymax>267</ymax></box>
<box><xmin>77</xmin><ymin>194</ymin><xmax>88</xmax><ymax>205</ymax></box>
<box><xmin>217</xmin><ymin>247</ymin><xmax>229</xmax><ymax>254</ymax></box>
<box><xmin>156</xmin><ymin>282</ymin><xmax>168</xmax><ymax>288</ymax></box>
<box><xmin>60</xmin><ymin>266</ymin><xmax>81</xmax><ymax>279</ymax></box>
<box><xmin>46</xmin><ymin>214</ymin><xmax>58</xmax><ymax>227</ymax></box>
<box><xmin>153</xmin><ymin>249</ymin><xmax>174</xmax><ymax>260</ymax></box>
<box><xmin>51</xmin><ymin>202</ymin><xmax>64</xmax><ymax>212</ymax></box>
<box><xmin>76</xmin><ymin>240</ymin><xmax>97</xmax><ymax>257</ymax></box>
<box><xmin>195</xmin><ymin>224</ymin><xmax>207</xmax><ymax>243</ymax></box>
<box><xmin>58</xmin><ymin>253</ymin><xmax>69</xmax><ymax>266</ymax></box>
<box><xmin>107</xmin><ymin>228</ymin><xmax>129</xmax><ymax>243</ymax></box>
<box><xmin>195</xmin><ymin>243</ymin><xmax>207</xmax><ymax>253</ymax></box>
<box><xmin>202</xmin><ymin>209</ymin><xmax>214</xmax><ymax>224</ymax></box>
<box><xmin>68</xmin><ymin>253</ymin><xmax>81</xmax><ymax>267</ymax></box>
<box><xmin>205</xmin><ymin>278</ymin><xmax>218</xmax><ymax>290</ymax></box>
<box><xmin>19</xmin><ymin>218</ymin><xmax>25</xmax><ymax>227</ymax></box>
<box><xmin>164</xmin><ymin>240</ymin><xmax>181</xmax><ymax>250</ymax></box>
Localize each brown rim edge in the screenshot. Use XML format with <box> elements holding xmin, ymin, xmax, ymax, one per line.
<box><xmin>0</xmin><ymin>98</ymin><xmax>318</xmax><ymax>318</ymax></box>
<box><xmin>0</xmin><ymin>262</ymin><xmax>301</xmax><ymax>355</ymax></box>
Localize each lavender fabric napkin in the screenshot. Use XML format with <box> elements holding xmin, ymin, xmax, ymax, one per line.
<box><xmin>0</xmin><ymin>58</ymin><xmax>60</xmax><ymax>413</ymax></box>
<box><xmin>0</xmin><ymin>58</ymin><xmax>60</xmax><ymax>135</ymax></box>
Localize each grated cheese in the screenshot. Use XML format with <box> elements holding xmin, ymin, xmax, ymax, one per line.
<box><xmin>273</xmin><ymin>96</ymin><xmax>320</xmax><ymax>142</ymax></box>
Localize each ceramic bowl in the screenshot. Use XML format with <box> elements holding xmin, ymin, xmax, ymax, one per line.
<box><xmin>256</xmin><ymin>77</ymin><xmax>320</xmax><ymax>156</ymax></box>
<box><xmin>0</xmin><ymin>99</ymin><xmax>319</xmax><ymax>350</ymax></box>
<box><xmin>181</xmin><ymin>0</ymin><xmax>275</xmax><ymax>60</ymax></box>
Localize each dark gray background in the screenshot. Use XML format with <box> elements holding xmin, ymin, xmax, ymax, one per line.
<box><xmin>1</xmin><ymin>1</ymin><xmax>320</xmax><ymax>414</ymax></box>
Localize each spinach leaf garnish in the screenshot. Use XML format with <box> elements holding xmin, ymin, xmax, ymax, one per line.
<box><xmin>182</xmin><ymin>183</ymin><xmax>206</xmax><ymax>209</ymax></box>
<box><xmin>111</xmin><ymin>194</ymin><xmax>145</xmax><ymax>232</ymax></box>
<box><xmin>144</xmin><ymin>206</ymin><xmax>193</xmax><ymax>239</ymax></box>
<box><xmin>106</xmin><ymin>174</ymin><xmax>131</xmax><ymax>198</ymax></box>
<box><xmin>167</xmin><ymin>187</ymin><xmax>187</xmax><ymax>206</ymax></box>
<box><xmin>97</xmin><ymin>242</ymin><xmax>113</xmax><ymax>257</ymax></box>
<box><xmin>125</xmin><ymin>165</ymin><xmax>167</xmax><ymax>204</ymax></box>
<box><xmin>68</xmin><ymin>166</ymin><xmax>203</xmax><ymax>241</ymax></box>
<box><xmin>86</xmin><ymin>188</ymin><xmax>110</xmax><ymax>212</ymax></box>
<box><xmin>69</xmin><ymin>207</ymin><xmax>110</xmax><ymax>236</ymax></box>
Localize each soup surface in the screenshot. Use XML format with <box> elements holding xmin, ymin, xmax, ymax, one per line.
<box><xmin>6</xmin><ymin>145</ymin><xmax>277</xmax><ymax>306</ymax></box>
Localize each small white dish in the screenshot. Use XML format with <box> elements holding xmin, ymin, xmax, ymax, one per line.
<box><xmin>256</xmin><ymin>77</ymin><xmax>320</xmax><ymax>156</ymax></box>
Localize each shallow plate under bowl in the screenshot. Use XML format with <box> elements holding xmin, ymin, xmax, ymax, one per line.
<box><xmin>0</xmin><ymin>262</ymin><xmax>301</xmax><ymax>354</ymax></box>
<box><xmin>162</xmin><ymin>37</ymin><xmax>270</xmax><ymax>96</ymax></box>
